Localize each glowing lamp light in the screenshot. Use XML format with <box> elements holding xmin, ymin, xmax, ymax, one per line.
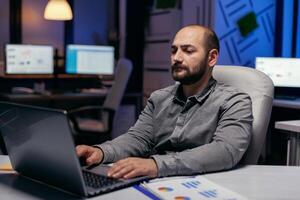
<box><xmin>44</xmin><ymin>0</ymin><xmax>73</xmax><ymax>21</ymax></box>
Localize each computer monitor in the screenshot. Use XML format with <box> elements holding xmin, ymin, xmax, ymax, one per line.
<box><xmin>255</xmin><ymin>57</ymin><xmax>300</xmax><ymax>88</ymax></box>
<box><xmin>5</xmin><ymin>44</ymin><xmax>54</xmax><ymax>74</ymax></box>
<box><xmin>65</xmin><ymin>45</ymin><xmax>114</xmax><ymax>75</ymax></box>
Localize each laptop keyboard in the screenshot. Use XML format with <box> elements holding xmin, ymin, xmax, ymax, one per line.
<box><xmin>82</xmin><ymin>170</ymin><xmax>122</xmax><ymax>189</ymax></box>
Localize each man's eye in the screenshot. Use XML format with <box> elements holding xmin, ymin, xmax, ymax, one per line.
<box><xmin>185</xmin><ymin>49</ymin><xmax>194</xmax><ymax>54</ymax></box>
<box><xmin>171</xmin><ymin>49</ymin><xmax>177</xmax><ymax>54</ymax></box>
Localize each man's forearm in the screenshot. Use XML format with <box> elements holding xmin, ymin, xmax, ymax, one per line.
<box><xmin>151</xmin><ymin>139</ymin><xmax>249</xmax><ymax>177</ymax></box>
<box><xmin>97</xmin><ymin>129</ymin><xmax>155</xmax><ymax>163</ymax></box>
<box><xmin>97</xmin><ymin>99</ymin><xmax>156</xmax><ymax>163</ymax></box>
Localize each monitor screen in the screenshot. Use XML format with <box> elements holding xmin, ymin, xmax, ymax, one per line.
<box><xmin>255</xmin><ymin>57</ymin><xmax>300</xmax><ymax>87</ymax></box>
<box><xmin>66</xmin><ymin>45</ymin><xmax>114</xmax><ymax>75</ymax></box>
<box><xmin>5</xmin><ymin>44</ymin><xmax>54</xmax><ymax>74</ymax></box>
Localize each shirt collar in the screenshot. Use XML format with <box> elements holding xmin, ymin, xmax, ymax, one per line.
<box><xmin>173</xmin><ymin>78</ymin><xmax>217</xmax><ymax>104</ymax></box>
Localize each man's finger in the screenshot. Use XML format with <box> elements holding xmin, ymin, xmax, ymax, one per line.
<box><xmin>86</xmin><ymin>151</ymin><xmax>101</xmax><ymax>165</ymax></box>
<box><xmin>107</xmin><ymin>163</ymin><xmax>123</xmax><ymax>176</ymax></box>
<box><xmin>123</xmin><ymin>169</ymin><xmax>140</xmax><ymax>179</ymax></box>
<box><xmin>108</xmin><ymin>160</ymin><xmax>130</xmax><ymax>176</ymax></box>
<box><xmin>111</xmin><ymin>165</ymin><xmax>134</xmax><ymax>178</ymax></box>
<box><xmin>76</xmin><ymin>145</ymin><xmax>88</xmax><ymax>157</ymax></box>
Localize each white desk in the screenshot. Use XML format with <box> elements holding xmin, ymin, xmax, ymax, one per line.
<box><xmin>205</xmin><ymin>165</ymin><xmax>300</xmax><ymax>200</ymax></box>
<box><xmin>275</xmin><ymin>120</ymin><xmax>300</xmax><ymax>165</ymax></box>
<box><xmin>1</xmin><ymin>156</ymin><xmax>300</xmax><ymax>200</ymax></box>
<box><xmin>271</xmin><ymin>99</ymin><xmax>300</xmax><ymax>165</ymax></box>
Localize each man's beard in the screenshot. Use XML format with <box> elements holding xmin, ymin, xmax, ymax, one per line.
<box><xmin>171</xmin><ymin>61</ymin><xmax>207</xmax><ymax>85</ymax></box>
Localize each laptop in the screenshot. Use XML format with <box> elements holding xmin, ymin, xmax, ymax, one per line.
<box><xmin>0</xmin><ymin>101</ymin><xmax>148</xmax><ymax>197</ymax></box>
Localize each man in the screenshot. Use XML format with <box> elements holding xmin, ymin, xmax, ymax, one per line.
<box><xmin>76</xmin><ymin>25</ymin><xmax>253</xmax><ymax>179</ymax></box>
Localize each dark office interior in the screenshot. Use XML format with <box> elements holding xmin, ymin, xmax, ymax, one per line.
<box><xmin>1</xmin><ymin>0</ymin><xmax>300</xmax><ymax>199</ymax></box>
<box><xmin>0</xmin><ymin>0</ymin><xmax>300</xmax><ymax>170</ymax></box>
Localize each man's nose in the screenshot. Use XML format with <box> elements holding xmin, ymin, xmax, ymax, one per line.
<box><xmin>172</xmin><ymin>50</ymin><xmax>183</xmax><ymax>63</ymax></box>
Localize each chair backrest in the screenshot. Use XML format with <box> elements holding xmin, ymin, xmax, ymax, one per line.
<box><xmin>103</xmin><ymin>58</ymin><xmax>133</xmax><ymax>111</ymax></box>
<box><xmin>213</xmin><ymin>65</ymin><xmax>274</xmax><ymax>164</ymax></box>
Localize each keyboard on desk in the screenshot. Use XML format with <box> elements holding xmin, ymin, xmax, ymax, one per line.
<box><xmin>82</xmin><ymin>170</ymin><xmax>122</xmax><ymax>189</ymax></box>
<box><xmin>81</xmin><ymin>169</ymin><xmax>145</xmax><ymax>196</ymax></box>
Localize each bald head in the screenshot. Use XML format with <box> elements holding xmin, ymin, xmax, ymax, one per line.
<box><xmin>170</xmin><ymin>25</ymin><xmax>219</xmax><ymax>86</ymax></box>
<box><xmin>174</xmin><ymin>25</ymin><xmax>220</xmax><ymax>53</ymax></box>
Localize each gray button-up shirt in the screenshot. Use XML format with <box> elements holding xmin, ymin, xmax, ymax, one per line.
<box><xmin>98</xmin><ymin>78</ymin><xmax>253</xmax><ymax>177</ymax></box>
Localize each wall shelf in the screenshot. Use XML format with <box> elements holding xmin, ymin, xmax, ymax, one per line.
<box><xmin>0</xmin><ymin>74</ymin><xmax>54</xmax><ymax>79</ymax></box>
<box><xmin>0</xmin><ymin>74</ymin><xmax>114</xmax><ymax>80</ymax></box>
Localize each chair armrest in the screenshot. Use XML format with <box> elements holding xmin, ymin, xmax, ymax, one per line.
<box><xmin>67</xmin><ymin>106</ymin><xmax>114</xmax><ymax>115</ymax></box>
<box><xmin>67</xmin><ymin>106</ymin><xmax>115</xmax><ymax>136</ymax></box>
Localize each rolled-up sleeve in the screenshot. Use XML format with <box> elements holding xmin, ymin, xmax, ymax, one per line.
<box><xmin>151</xmin><ymin>93</ymin><xmax>253</xmax><ymax>177</ymax></box>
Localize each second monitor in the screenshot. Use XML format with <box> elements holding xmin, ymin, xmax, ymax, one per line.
<box><xmin>255</xmin><ymin>57</ymin><xmax>300</xmax><ymax>88</ymax></box>
<box><xmin>65</xmin><ymin>45</ymin><xmax>114</xmax><ymax>75</ymax></box>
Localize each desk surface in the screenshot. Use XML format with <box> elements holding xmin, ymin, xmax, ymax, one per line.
<box><xmin>204</xmin><ymin>165</ymin><xmax>300</xmax><ymax>200</ymax></box>
<box><xmin>1</xmin><ymin>156</ymin><xmax>300</xmax><ymax>200</ymax></box>
<box><xmin>275</xmin><ymin>120</ymin><xmax>300</xmax><ymax>133</ymax></box>
<box><xmin>0</xmin><ymin>91</ymin><xmax>142</xmax><ymax>101</ymax></box>
<box><xmin>0</xmin><ymin>92</ymin><xmax>108</xmax><ymax>110</ymax></box>
<box><xmin>0</xmin><ymin>91</ymin><xmax>106</xmax><ymax>100</ymax></box>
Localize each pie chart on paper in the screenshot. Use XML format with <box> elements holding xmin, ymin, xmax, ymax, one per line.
<box><xmin>158</xmin><ymin>187</ymin><xmax>174</xmax><ymax>192</ymax></box>
<box><xmin>174</xmin><ymin>196</ymin><xmax>191</xmax><ymax>200</ymax></box>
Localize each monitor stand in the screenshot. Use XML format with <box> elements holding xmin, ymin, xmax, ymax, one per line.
<box><xmin>33</xmin><ymin>81</ymin><xmax>46</xmax><ymax>94</ymax></box>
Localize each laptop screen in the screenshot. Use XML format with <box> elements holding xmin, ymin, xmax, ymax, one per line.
<box><xmin>0</xmin><ymin>102</ymin><xmax>148</xmax><ymax>197</ymax></box>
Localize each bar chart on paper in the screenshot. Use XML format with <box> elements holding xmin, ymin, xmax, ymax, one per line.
<box><xmin>142</xmin><ymin>176</ymin><xmax>247</xmax><ymax>200</ymax></box>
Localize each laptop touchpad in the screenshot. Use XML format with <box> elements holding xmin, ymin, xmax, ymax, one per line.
<box><xmin>83</xmin><ymin>165</ymin><xmax>110</xmax><ymax>176</ymax></box>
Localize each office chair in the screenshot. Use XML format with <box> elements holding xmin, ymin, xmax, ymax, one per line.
<box><xmin>68</xmin><ymin>58</ymin><xmax>133</xmax><ymax>145</ymax></box>
<box><xmin>213</xmin><ymin>65</ymin><xmax>274</xmax><ymax>164</ymax></box>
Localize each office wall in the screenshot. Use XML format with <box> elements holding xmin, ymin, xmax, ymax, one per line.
<box><xmin>73</xmin><ymin>0</ymin><xmax>108</xmax><ymax>45</ymax></box>
<box><xmin>22</xmin><ymin>0</ymin><xmax>64</xmax><ymax>55</ymax></box>
<box><xmin>21</xmin><ymin>0</ymin><xmax>110</xmax><ymax>54</ymax></box>
<box><xmin>278</xmin><ymin>0</ymin><xmax>300</xmax><ymax>57</ymax></box>
<box><xmin>215</xmin><ymin>0</ymin><xmax>276</xmax><ymax>66</ymax></box>
<box><xmin>0</xmin><ymin>0</ymin><xmax>10</xmax><ymax>63</ymax></box>
<box><xmin>182</xmin><ymin>0</ymin><xmax>276</xmax><ymax>67</ymax></box>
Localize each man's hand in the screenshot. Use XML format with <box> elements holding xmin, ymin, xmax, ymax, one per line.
<box><xmin>76</xmin><ymin>145</ymin><xmax>103</xmax><ymax>166</ymax></box>
<box><xmin>107</xmin><ymin>157</ymin><xmax>158</xmax><ymax>179</ymax></box>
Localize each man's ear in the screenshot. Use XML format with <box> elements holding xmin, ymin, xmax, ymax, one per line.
<box><xmin>208</xmin><ymin>49</ymin><xmax>219</xmax><ymax>67</ymax></box>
